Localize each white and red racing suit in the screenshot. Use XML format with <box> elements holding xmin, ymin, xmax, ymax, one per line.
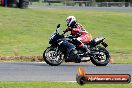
<box><xmin>64</xmin><ymin>23</ymin><xmax>92</xmax><ymax>47</ymax></box>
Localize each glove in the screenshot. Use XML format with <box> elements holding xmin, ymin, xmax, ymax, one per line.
<box><xmin>63</xmin><ymin>27</ymin><xmax>72</xmax><ymax>34</ymax></box>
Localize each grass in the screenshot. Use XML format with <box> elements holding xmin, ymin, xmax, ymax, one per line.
<box><xmin>0</xmin><ymin>82</ymin><xmax>131</xmax><ymax>88</ymax></box>
<box><xmin>0</xmin><ymin>7</ymin><xmax>132</xmax><ymax>63</ymax></box>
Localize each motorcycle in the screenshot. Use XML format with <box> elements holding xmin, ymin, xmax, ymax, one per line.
<box><xmin>43</xmin><ymin>24</ymin><xmax>110</xmax><ymax>66</ymax></box>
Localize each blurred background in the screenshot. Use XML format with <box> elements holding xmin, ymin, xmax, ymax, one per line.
<box><xmin>0</xmin><ymin>0</ymin><xmax>132</xmax><ymax>8</ymax></box>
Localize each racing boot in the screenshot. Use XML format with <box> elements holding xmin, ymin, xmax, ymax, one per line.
<box><xmin>70</xmin><ymin>49</ymin><xmax>81</xmax><ymax>63</ymax></box>
<box><xmin>75</xmin><ymin>55</ymin><xmax>81</xmax><ymax>63</ymax></box>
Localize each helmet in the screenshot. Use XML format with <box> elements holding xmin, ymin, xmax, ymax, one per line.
<box><xmin>66</xmin><ymin>16</ymin><xmax>77</xmax><ymax>27</ymax></box>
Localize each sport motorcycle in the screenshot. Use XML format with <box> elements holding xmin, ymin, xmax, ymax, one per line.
<box><xmin>43</xmin><ymin>24</ymin><xmax>110</xmax><ymax>66</ymax></box>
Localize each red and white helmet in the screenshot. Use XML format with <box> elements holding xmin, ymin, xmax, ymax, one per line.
<box><xmin>66</xmin><ymin>16</ymin><xmax>77</xmax><ymax>27</ymax></box>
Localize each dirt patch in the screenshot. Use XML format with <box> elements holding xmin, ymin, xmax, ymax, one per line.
<box><xmin>0</xmin><ymin>56</ymin><xmax>43</xmax><ymax>62</ymax></box>
<box><xmin>0</xmin><ymin>54</ymin><xmax>131</xmax><ymax>63</ymax></box>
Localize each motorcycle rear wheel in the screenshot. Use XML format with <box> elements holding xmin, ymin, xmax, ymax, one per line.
<box><xmin>90</xmin><ymin>47</ymin><xmax>110</xmax><ymax>66</ymax></box>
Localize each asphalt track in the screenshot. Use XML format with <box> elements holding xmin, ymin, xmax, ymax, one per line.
<box><xmin>29</xmin><ymin>5</ymin><xmax>132</xmax><ymax>12</ymax></box>
<box><xmin>0</xmin><ymin>62</ymin><xmax>131</xmax><ymax>82</ymax></box>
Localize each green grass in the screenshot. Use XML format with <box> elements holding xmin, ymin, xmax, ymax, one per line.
<box><xmin>0</xmin><ymin>7</ymin><xmax>132</xmax><ymax>63</ymax></box>
<box><xmin>0</xmin><ymin>82</ymin><xmax>131</xmax><ymax>88</ymax></box>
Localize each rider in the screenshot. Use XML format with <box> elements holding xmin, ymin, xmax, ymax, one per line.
<box><xmin>63</xmin><ymin>16</ymin><xmax>92</xmax><ymax>56</ymax></box>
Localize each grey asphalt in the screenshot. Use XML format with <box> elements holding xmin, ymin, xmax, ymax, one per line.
<box><xmin>0</xmin><ymin>62</ymin><xmax>132</xmax><ymax>82</ymax></box>
<box><xmin>29</xmin><ymin>5</ymin><xmax>132</xmax><ymax>12</ymax></box>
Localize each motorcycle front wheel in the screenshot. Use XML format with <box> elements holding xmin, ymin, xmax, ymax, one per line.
<box><xmin>43</xmin><ymin>46</ymin><xmax>64</xmax><ymax>66</ymax></box>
